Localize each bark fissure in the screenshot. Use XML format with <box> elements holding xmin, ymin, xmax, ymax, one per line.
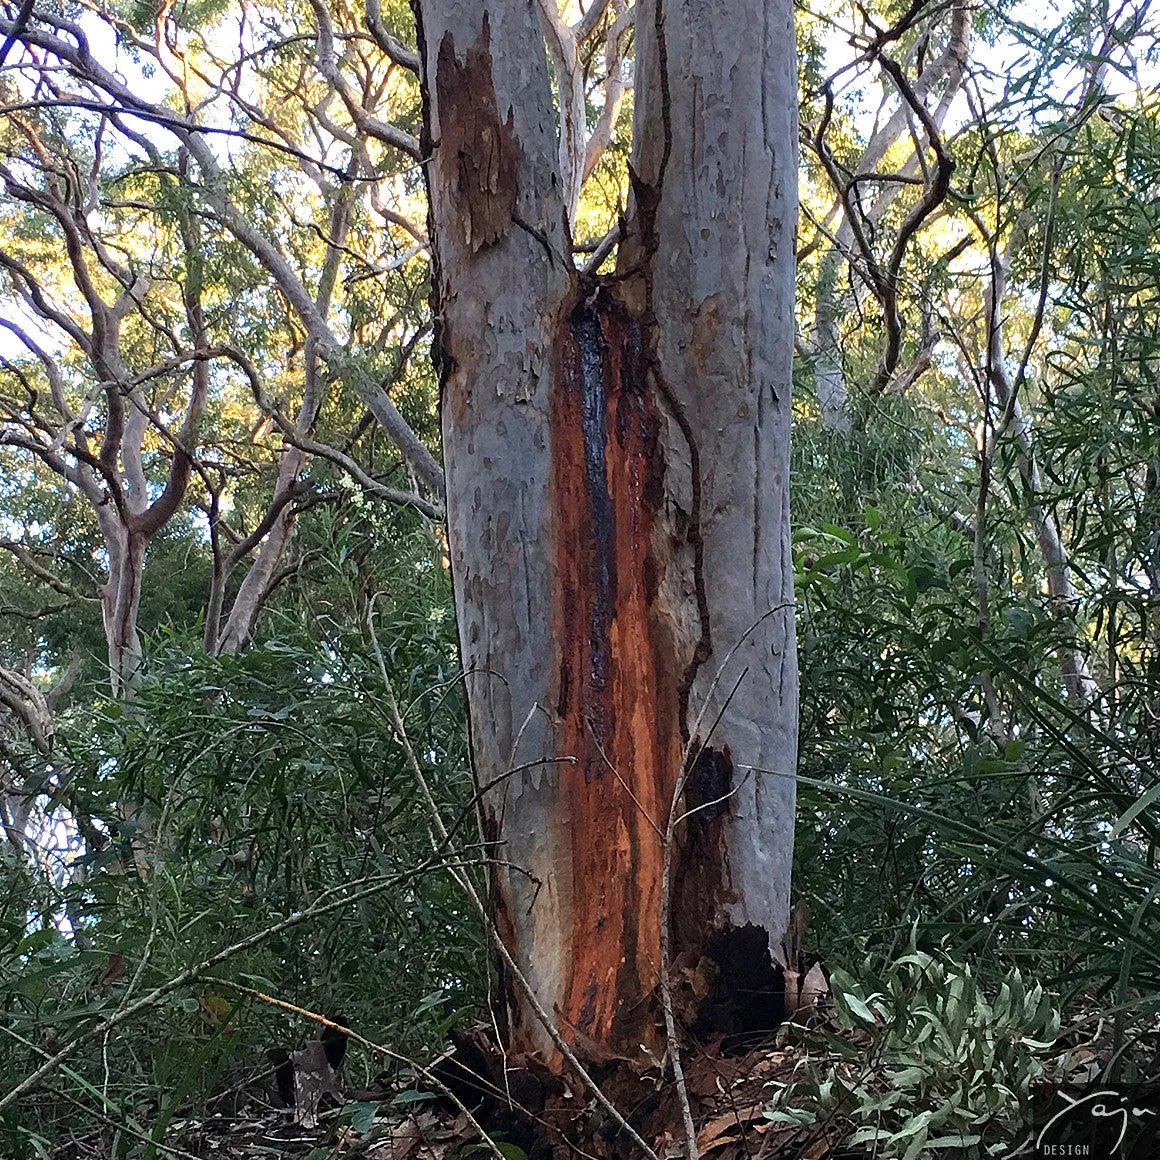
<box><xmin>616</xmin><ymin>0</ymin><xmax>715</xmax><ymax>733</ymax></box>
<box><xmin>620</xmin><ymin>194</ymin><xmax>712</xmax><ymax>736</ymax></box>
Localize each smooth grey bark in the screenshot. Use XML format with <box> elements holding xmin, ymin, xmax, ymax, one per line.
<box><xmin>813</xmin><ymin>249</ymin><xmax>851</xmax><ymax>432</ymax></box>
<box><xmin>536</xmin><ymin>0</ymin><xmax>631</xmax><ymax>226</ymax></box>
<box><xmin>415</xmin><ymin>0</ymin><xmax>576</xmax><ymax>1057</ymax></box>
<box><xmin>0</xmin><ymin>665</ymin><xmax>53</xmax><ymax>754</ymax></box>
<box><xmin>631</xmin><ymin>0</ymin><xmax>799</xmax><ymax>965</ymax></box>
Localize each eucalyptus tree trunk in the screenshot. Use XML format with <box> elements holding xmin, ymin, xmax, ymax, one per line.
<box><xmin>415</xmin><ymin>0</ymin><xmax>798</xmax><ymax>1062</ymax></box>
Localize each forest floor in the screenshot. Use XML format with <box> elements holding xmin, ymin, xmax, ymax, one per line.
<box><xmin>114</xmin><ymin>1029</ymin><xmax>862</xmax><ymax>1160</ymax></box>
<box><xmin>77</xmin><ymin>1019</ymin><xmax>1093</xmax><ymax>1160</ymax></box>
<box><xmin>62</xmin><ymin>1003</ymin><xmax>1156</xmax><ymax>1160</ymax></box>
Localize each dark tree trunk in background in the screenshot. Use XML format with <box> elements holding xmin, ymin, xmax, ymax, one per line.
<box><xmin>415</xmin><ymin>0</ymin><xmax>798</xmax><ymax>1063</ymax></box>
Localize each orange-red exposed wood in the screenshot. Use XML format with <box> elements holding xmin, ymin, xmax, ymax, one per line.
<box><xmin>546</xmin><ymin>289</ymin><xmax>685</xmax><ymax>1051</ymax></box>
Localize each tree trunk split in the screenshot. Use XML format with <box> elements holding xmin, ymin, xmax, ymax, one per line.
<box><xmin>418</xmin><ymin>0</ymin><xmax>798</xmax><ymax>1064</ymax></box>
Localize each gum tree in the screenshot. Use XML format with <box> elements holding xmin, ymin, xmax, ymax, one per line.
<box><xmin>414</xmin><ymin>0</ymin><xmax>799</xmax><ymax>1060</ymax></box>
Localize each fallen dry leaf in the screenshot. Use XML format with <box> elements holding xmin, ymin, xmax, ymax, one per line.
<box><xmin>798</xmin><ymin>962</ymin><xmax>830</xmax><ymax>1015</ymax></box>
<box><xmin>98</xmin><ymin>952</ymin><xmax>124</xmax><ymax>992</ymax></box>
<box><xmin>694</xmin><ymin>1104</ymin><xmax>769</xmax><ymax>1153</ymax></box>
<box><xmin>291</xmin><ymin>1040</ymin><xmax>341</xmax><ymax>1129</ymax></box>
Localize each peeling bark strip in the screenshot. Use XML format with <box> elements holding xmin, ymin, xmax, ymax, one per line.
<box><xmin>435</xmin><ymin>17</ymin><xmax>519</xmax><ymax>252</ymax></box>
<box><xmin>549</xmin><ymin>289</ymin><xmax>684</xmax><ymax>1048</ymax></box>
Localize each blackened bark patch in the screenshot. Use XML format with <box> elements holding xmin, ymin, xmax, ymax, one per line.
<box><xmin>672</xmin><ymin>741</ymin><xmax>739</xmax><ymax>964</ymax></box>
<box><xmin>572</xmin><ymin>302</ymin><xmax>614</xmax><ymax>714</ymax></box>
<box><xmin>549</xmin><ymin>287</ymin><xmax>682</xmax><ymax>1053</ymax></box>
<box><xmin>670</xmin><ymin>748</ymin><xmax>788</xmax><ymax>1050</ymax></box>
<box><xmin>692</xmin><ymin>924</ymin><xmax>786</xmax><ymax>1053</ymax></box>
<box><xmin>428</xmin><ymin>1029</ymin><xmax>558</xmax><ymax>1157</ymax></box>
<box><xmin>685</xmin><ymin>744</ymin><xmax>733</xmax><ymax>828</ymax></box>
<box><xmin>435</xmin><ymin>17</ymin><xmax>518</xmax><ymax>252</ymax></box>
<box><xmin>268</xmin><ymin>1048</ymin><xmax>294</xmax><ymax>1106</ymax></box>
